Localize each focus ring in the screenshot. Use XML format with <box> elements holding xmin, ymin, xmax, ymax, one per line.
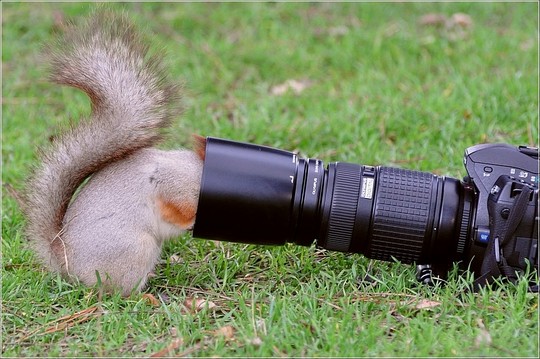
<box><xmin>325</xmin><ymin>163</ymin><xmax>361</xmax><ymax>252</ymax></box>
<box><xmin>456</xmin><ymin>188</ymin><xmax>473</xmax><ymax>255</ymax></box>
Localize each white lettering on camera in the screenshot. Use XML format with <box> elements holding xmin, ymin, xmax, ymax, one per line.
<box><xmin>361</xmin><ymin>177</ymin><xmax>374</xmax><ymax>199</ymax></box>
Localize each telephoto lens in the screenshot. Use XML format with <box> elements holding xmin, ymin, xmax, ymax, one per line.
<box><xmin>193</xmin><ymin>137</ymin><xmax>474</xmax><ymax>275</ymax></box>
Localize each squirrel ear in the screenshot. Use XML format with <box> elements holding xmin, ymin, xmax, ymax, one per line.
<box><xmin>192</xmin><ymin>134</ymin><xmax>206</xmax><ymax>161</ymax></box>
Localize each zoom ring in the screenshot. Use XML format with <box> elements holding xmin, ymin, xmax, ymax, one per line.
<box><xmin>325</xmin><ymin>163</ymin><xmax>361</xmax><ymax>252</ymax></box>
<box><xmin>368</xmin><ymin>167</ymin><xmax>435</xmax><ymax>263</ymax></box>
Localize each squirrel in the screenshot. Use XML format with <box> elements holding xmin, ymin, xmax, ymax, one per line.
<box><xmin>23</xmin><ymin>10</ymin><xmax>207</xmax><ymax>296</ymax></box>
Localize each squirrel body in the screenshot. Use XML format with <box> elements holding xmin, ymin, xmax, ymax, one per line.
<box><xmin>23</xmin><ymin>11</ymin><xmax>204</xmax><ymax>296</ymax></box>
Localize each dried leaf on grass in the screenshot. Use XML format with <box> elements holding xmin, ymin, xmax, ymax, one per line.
<box><xmin>419</xmin><ymin>13</ymin><xmax>447</xmax><ymax>26</ymax></box>
<box><xmin>450</xmin><ymin>13</ymin><xmax>473</xmax><ymax>28</ymax></box>
<box><xmin>346</xmin><ymin>293</ymin><xmax>445</xmax><ymax>312</ymax></box>
<box><xmin>142</xmin><ymin>293</ymin><xmax>160</xmax><ymax>307</ymax></box>
<box><xmin>418</xmin><ymin>12</ymin><xmax>473</xmax><ymax>41</ymax></box>
<box><xmin>414</xmin><ymin>299</ymin><xmax>442</xmax><ymax>310</ymax></box>
<box><xmin>176</xmin><ymin>342</ymin><xmax>204</xmax><ymax>357</ymax></box>
<box><xmin>168</xmin><ymin>254</ymin><xmax>184</xmax><ymax>264</ymax></box>
<box><xmin>150</xmin><ymin>338</ymin><xmax>183</xmax><ymax>358</ymax></box>
<box><xmin>183</xmin><ymin>297</ymin><xmax>218</xmax><ymax>313</ymax></box>
<box><xmin>270</xmin><ymin>79</ymin><xmax>313</xmax><ymax>96</ymax></box>
<box><xmin>17</xmin><ymin>306</ymin><xmax>102</xmax><ymax>343</ymax></box>
<box><xmin>152</xmin><ymin>325</ymin><xmax>236</xmax><ymax>359</ymax></box>
<box><xmin>419</xmin><ymin>13</ymin><xmax>473</xmax><ymax>28</ymax></box>
<box><xmin>42</xmin><ymin>306</ymin><xmax>101</xmax><ymax>334</ymax></box>
<box><xmin>213</xmin><ymin>325</ymin><xmax>236</xmax><ymax>340</ymax></box>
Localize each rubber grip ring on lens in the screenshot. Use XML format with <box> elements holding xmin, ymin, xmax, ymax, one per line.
<box><xmin>325</xmin><ymin>163</ymin><xmax>361</xmax><ymax>252</ymax></box>
<box><xmin>369</xmin><ymin>167</ymin><xmax>435</xmax><ymax>263</ymax></box>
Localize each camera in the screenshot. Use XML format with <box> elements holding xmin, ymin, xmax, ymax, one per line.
<box><xmin>193</xmin><ymin>138</ymin><xmax>538</xmax><ymax>289</ymax></box>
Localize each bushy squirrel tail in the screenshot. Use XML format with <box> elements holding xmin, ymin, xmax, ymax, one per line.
<box><xmin>23</xmin><ymin>10</ymin><xmax>181</xmax><ymax>271</ymax></box>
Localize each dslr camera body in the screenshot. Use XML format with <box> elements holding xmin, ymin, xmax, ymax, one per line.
<box><xmin>462</xmin><ymin>144</ymin><xmax>537</xmax><ymax>289</ymax></box>
<box><xmin>193</xmin><ymin>139</ymin><xmax>538</xmax><ymax>290</ymax></box>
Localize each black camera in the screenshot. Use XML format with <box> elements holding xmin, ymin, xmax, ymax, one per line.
<box><xmin>193</xmin><ymin>138</ymin><xmax>538</xmax><ymax>289</ymax></box>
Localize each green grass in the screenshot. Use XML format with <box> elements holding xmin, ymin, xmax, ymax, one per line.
<box><xmin>2</xmin><ymin>2</ymin><xmax>538</xmax><ymax>357</ymax></box>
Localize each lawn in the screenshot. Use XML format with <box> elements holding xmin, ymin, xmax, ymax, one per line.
<box><xmin>2</xmin><ymin>2</ymin><xmax>538</xmax><ymax>357</ymax></box>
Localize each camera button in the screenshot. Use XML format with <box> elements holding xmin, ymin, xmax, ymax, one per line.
<box><xmin>476</xmin><ymin>227</ymin><xmax>490</xmax><ymax>244</ymax></box>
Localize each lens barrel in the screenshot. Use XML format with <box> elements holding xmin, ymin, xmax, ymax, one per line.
<box><xmin>193</xmin><ymin>138</ymin><xmax>298</xmax><ymax>245</ymax></box>
<box><xmin>193</xmin><ymin>137</ymin><xmax>472</xmax><ymax>272</ymax></box>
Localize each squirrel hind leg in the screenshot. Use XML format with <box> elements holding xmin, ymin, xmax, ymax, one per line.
<box><xmin>65</xmin><ymin>230</ymin><xmax>163</xmax><ymax>297</ymax></box>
